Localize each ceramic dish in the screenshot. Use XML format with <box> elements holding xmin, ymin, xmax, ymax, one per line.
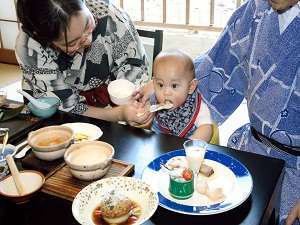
<box><xmin>62</xmin><ymin>123</ymin><xmax>103</xmax><ymax>143</ymax></box>
<box><xmin>64</xmin><ymin>141</ymin><xmax>114</xmax><ymax>181</ymax></box>
<box><xmin>0</xmin><ymin>170</ymin><xmax>45</xmax><ymax>204</ymax></box>
<box><xmin>142</xmin><ymin>149</ymin><xmax>253</xmax><ymax>215</ymax></box>
<box><xmin>27</xmin><ymin>125</ymin><xmax>73</xmax><ymax>161</ymax></box>
<box><xmin>0</xmin><ymin>144</ymin><xmax>17</xmax><ymax>179</ymax></box>
<box><xmin>72</xmin><ymin>177</ymin><xmax>158</xmax><ymax>225</ymax></box>
<box><xmin>0</xmin><ymin>103</ymin><xmax>24</xmax><ymax>122</ymax></box>
<box><xmin>28</xmin><ymin>96</ymin><xmax>60</xmax><ymax>119</ymax></box>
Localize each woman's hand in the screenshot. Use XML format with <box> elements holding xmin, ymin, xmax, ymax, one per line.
<box><xmin>132</xmin><ymin>80</ymin><xmax>154</xmax><ymax>105</ymax></box>
<box><xmin>121</xmin><ymin>101</ymin><xmax>153</xmax><ymax>127</ymax></box>
<box><xmin>286</xmin><ymin>200</ymin><xmax>300</xmax><ymax>225</ymax></box>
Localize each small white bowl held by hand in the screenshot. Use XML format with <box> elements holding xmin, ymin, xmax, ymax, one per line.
<box><xmin>64</xmin><ymin>141</ymin><xmax>114</xmax><ymax>181</ymax></box>
<box><xmin>0</xmin><ymin>170</ymin><xmax>45</xmax><ymax>204</ymax></box>
<box><xmin>108</xmin><ymin>79</ymin><xmax>135</xmax><ymax>105</ymax></box>
<box><xmin>27</xmin><ymin>125</ymin><xmax>74</xmax><ymax>161</ymax></box>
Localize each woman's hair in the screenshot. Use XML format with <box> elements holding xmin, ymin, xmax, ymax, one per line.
<box><xmin>16</xmin><ymin>0</ymin><xmax>84</xmax><ymax>46</ymax></box>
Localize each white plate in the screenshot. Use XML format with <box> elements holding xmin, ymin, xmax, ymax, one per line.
<box><xmin>62</xmin><ymin>123</ymin><xmax>103</xmax><ymax>143</ymax></box>
<box><xmin>72</xmin><ymin>177</ymin><xmax>159</xmax><ymax>225</ymax></box>
<box><xmin>142</xmin><ymin>149</ymin><xmax>253</xmax><ymax>215</ymax></box>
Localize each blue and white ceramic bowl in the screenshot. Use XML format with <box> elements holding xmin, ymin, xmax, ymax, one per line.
<box><xmin>0</xmin><ymin>144</ymin><xmax>17</xmax><ymax>179</ymax></box>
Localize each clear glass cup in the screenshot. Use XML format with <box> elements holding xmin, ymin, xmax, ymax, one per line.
<box><xmin>183</xmin><ymin>139</ymin><xmax>207</xmax><ymax>175</ymax></box>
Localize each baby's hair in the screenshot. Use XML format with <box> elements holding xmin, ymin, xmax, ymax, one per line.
<box><xmin>154</xmin><ymin>49</ymin><xmax>195</xmax><ymax>78</ymax></box>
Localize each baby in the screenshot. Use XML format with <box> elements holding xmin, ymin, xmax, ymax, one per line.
<box><xmin>149</xmin><ymin>49</ymin><xmax>213</xmax><ymax>141</ymax></box>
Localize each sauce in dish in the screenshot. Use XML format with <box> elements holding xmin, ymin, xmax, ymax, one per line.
<box><xmin>37</xmin><ymin>136</ymin><xmax>69</xmax><ymax>147</ymax></box>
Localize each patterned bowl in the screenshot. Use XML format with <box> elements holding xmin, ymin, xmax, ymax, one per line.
<box><xmin>72</xmin><ymin>177</ymin><xmax>159</xmax><ymax>225</ymax></box>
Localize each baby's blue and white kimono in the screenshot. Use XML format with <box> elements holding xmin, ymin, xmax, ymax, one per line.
<box><xmin>194</xmin><ymin>0</ymin><xmax>300</xmax><ymax>224</ymax></box>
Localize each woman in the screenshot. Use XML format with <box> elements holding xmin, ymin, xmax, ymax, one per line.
<box><xmin>194</xmin><ymin>0</ymin><xmax>300</xmax><ymax>224</ymax></box>
<box><xmin>15</xmin><ymin>0</ymin><xmax>151</xmax><ymax>125</ymax></box>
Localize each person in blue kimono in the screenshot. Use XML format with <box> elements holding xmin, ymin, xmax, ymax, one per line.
<box><xmin>194</xmin><ymin>0</ymin><xmax>300</xmax><ymax>224</ymax></box>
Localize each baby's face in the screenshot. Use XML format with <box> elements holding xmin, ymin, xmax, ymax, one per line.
<box><xmin>153</xmin><ymin>64</ymin><xmax>194</xmax><ymax>108</ymax></box>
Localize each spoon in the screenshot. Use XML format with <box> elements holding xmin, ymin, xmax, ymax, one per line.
<box><xmin>17</xmin><ymin>89</ymin><xmax>51</xmax><ymax>109</ymax></box>
<box><xmin>149</xmin><ymin>102</ymin><xmax>174</xmax><ymax>113</ymax></box>
<box><xmin>0</xmin><ymin>128</ymin><xmax>9</xmax><ymax>156</ymax></box>
<box><xmin>137</xmin><ymin>102</ymin><xmax>174</xmax><ymax>117</ymax></box>
<box><xmin>5</xmin><ymin>154</ymin><xmax>25</xmax><ymax>195</ymax></box>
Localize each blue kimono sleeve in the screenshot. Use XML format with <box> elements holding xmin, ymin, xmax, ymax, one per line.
<box><xmin>194</xmin><ymin>0</ymin><xmax>256</xmax><ymax>125</ymax></box>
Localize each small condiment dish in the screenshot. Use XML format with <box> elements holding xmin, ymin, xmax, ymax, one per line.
<box><xmin>0</xmin><ymin>170</ymin><xmax>45</xmax><ymax>204</ymax></box>
<box><xmin>108</xmin><ymin>79</ymin><xmax>135</xmax><ymax>105</ymax></box>
<box><xmin>27</xmin><ymin>125</ymin><xmax>74</xmax><ymax>161</ymax></box>
<box><xmin>64</xmin><ymin>141</ymin><xmax>114</xmax><ymax>181</ymax></box>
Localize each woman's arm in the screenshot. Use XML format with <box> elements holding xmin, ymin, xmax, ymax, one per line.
<box><xmin>83</xmin><ymin>102</ymin><xmax>153</xmax><ymax>125</ymax></box>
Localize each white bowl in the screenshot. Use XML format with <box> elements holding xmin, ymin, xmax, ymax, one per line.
<box><xmin>0</xmin><ymin>170</ymin><xmax>45</xmax><ymax>203</ymax></box>
<box><xmin>64</xmin><ymin>141</ymin><xmax>114</xmax><ymax>181</ymax></box>
<box><xmin>107</xmin><ymin>79</ymin><xmax>135</xmax><ymax>105</ymax></box>
<box><xmin>27</xmin><ymin>125</ymin><xmax>74</xmax><ymax>161</ymax></box>
<box><xmin>69</xmin><ymin>164</ymin><xmax>111</xmax><ymax>181</ymax></box>
<box><xmin>32</xmin><ymin>148</ymin><xmax>66</xmax><ymax>161</ymax></box>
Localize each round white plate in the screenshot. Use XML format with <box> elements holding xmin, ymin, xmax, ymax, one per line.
<box><xmin>142</xmin><ymin>149</ymin><xmax>253</xmax><ymax>215</ymax></box>
<box><xmin>62</xmin><ymin>123</ymin><xmax>103</xmax><ymax>143</ymax></box>
<box><xmin>72</xmin><ymin>177</ymin><xmax>159</xmax><ymax>225</ymax></box>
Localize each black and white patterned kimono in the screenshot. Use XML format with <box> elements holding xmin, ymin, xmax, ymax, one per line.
<box><xmin>15</xmin><ymin>0</ymin><xmax>149</xmax><ymax>114</ymax></box>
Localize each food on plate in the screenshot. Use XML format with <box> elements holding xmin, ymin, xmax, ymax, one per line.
<box><xmin>165</xmin><ymin>156</ymin><xmax>188</xmax><ymax>170</ymax></box>
<box><xmin>92</xmin><ymin>190</ymin><xmax>141</xmax><ymax>225</ymax></box>
<box><xmin>206</xmin><ymin>187</ymin><xmax>225</xmax><ymax>202</ymax></box>
<box><xmin>199</xmin><ymin>163</ymin><xmax>214</xmax><ymax>177</ymax></box>
<box><xmin>196</xmin><ymin>179</ymin><xmax>209</xmax><ymax>195</ymax></box>
<box><xmin>74</xmin><ymin>132</ymin><xmax>89</xmax><ymax>142</ymax></box>
<box><xmin>195</xmin><ymin>178</ymin><xmax>225</xmax><ymax>202</ymax></box>
<box><xmin>182</xmin><ymin>169</ymin><xmax>193</xmax><ymax>181</ymax></box>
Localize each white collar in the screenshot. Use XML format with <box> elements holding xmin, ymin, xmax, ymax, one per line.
<box><xmin>269</xmin><ymin>2</ymin><xmax>300</xmax><ymax>34</ymax></box>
